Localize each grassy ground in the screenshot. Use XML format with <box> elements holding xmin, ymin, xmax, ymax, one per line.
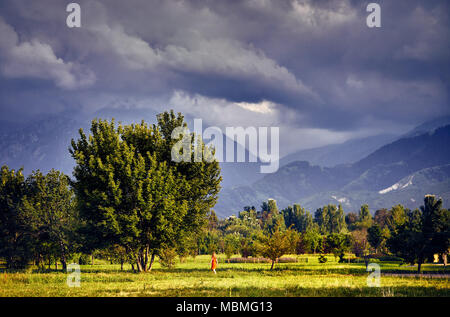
<box><xmin>0</xmin><ymin>254</ymin><xmax>448</xmax><ymax>297</ymax></box>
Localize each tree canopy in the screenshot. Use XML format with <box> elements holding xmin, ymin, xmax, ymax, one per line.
<box><xmin>69</xmin><ymin>111</ymin><xmax>221</xmax><ymax>271</ymax></box>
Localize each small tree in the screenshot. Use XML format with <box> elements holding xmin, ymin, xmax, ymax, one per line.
<box><xmin>159</xmin><ymin>247</ymin><xmax>177</xmax><ymax>269</ymax></box>
<box><xmin>357</xmin><ymin>204</ymin><xmax>373</xmax><ymax>229</ymax></box>
<box><xmin>367</xmin><ymin>224</ymin><xmax>383</xmax><ymax>254</ymax></box>
<box><xmin>258</xmin><ymin>227</ymin><xmax>292</xmax><ymax>270</ymax></box>
<box><xmin>302</xmin><ymin>224</ymin><xmax>321</xmax><ymax>253</ymax></box>
<box><xmin>351</xmin><ymin>228</ymin><xmax>370</xmax><ymax>268</ymax></box>
<box><xmin>224</xmin><ymin>233</ymin><xmax>240</xmax><ymax>259</ymax></box>
<box><xmin>240</xmin><ymin>236</ymin><xmax>258</xmax><ymax>258</ymax></box>
<box><xmin>326</xmin><ymin>233</ymin><xmax>351</xmax><ymax>263</ymax></box>
<box><xmin>317</xmin><ymin>236</ymin><xmax>327</xmax><ymax>263</ymax></box>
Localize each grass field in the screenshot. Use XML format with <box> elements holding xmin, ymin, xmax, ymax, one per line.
<box><xmin>0</xmin><ymin>255</ymin><xmax>449</xmax><ymax>297</ymax></box>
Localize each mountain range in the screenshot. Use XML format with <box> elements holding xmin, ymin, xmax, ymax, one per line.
<box><xmin>215</xmin><ymin>122</ymin><xmax>450</xmax><ymax>217</ymax></box>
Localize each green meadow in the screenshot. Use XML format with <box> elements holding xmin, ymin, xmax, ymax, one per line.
<box><xmin>1</xmin><ymin>255</ymin><xmax>448</xmax><ymax>297</ymax></box>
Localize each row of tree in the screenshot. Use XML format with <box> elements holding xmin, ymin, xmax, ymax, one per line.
<box><xmin>202</xmin><ymin>196</ymin><xmax>449</xmax><ymax>271</ymax></box>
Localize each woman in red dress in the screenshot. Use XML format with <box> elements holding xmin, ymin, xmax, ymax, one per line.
<box><xmin>211</xmin><ymin>252</ymin><xmax>217</xmax><ymax>274</ymax></box>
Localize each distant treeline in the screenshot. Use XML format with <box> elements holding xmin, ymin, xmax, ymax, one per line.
<box><xmin>202</xmin><ymin>195</ymin><xmax>449</xmax><ymax>271</ymax></box>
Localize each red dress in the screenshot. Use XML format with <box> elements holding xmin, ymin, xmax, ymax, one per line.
<box><xmin>211</xmin><ymin>255</ymin><xmax>217</xmax><ymax>270</ymax></box>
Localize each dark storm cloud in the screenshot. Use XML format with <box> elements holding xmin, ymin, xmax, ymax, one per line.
<box><xmin>0</xmin><ymin>0</ymin><xmax>448</xmax><ymax>143</ymax></box>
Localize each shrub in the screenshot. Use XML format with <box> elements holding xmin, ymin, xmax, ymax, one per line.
<box><xmin>377</xmin><ymin>255</ymin><xmax>404</xmax><ymax>262</ymax></box>
<box><xmin>276</xmin><ymin>257</ymin><xmax>298</xmax><ymax>263</ymax></box>
<box><xmin>159</xmin><ymin>248</ymin><xmax>177</xmax><ymax>269</ymax></box>
<box><xmin>349</xmin><ymin>257</ymin><xmax>380</xmax><ymax>263</ymax></box>
<box><xmin>318</xmin><ymin>254</ymin><xmax>327</xmax><ymax>263</ymax></box>
<box><xmin>226</xmin><ymin>257</ymin><xmax>271</xmax><ymax>263</ymax></box>
<box><xmin>78</xmin><ymin>254</ymin><xmax>91</xmax><ymax>265</ymax></box>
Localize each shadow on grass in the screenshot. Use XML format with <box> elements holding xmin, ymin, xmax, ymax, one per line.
<box><xmin>115</xmin><ymin>285</ymin><xmax>450</xmax><ymax>297</ymax></box>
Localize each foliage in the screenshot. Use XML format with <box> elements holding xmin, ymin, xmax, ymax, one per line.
<box><xmin>326</xmin><ymin>233</ymin><xmax>351</xmax><ymax>262</ymax></box>
<box><xmin>21</xmin><ymin>169</ymin><xmax>77</xmax><ymax>270</ymax></box>
<box><xmin>258</xmin><ymin>227</ymin><xmax>293</xmax><ymax>270</ymax></box>
<box><xmin>282</xmin><ymin>204</ymin><xmax>314</xmax><ymax>233</ymax></box>
<box><xmin>367</xmin><ymin>224</ymin><xmax>383</xmax><ymax>253</ymax></box>
<box><xmin>350</xmin><ymin>228</ymin><xmax>369</xmax><ymax>258</ymax></box>
<box><xmin>223</xmin><ymin>233</ymin><xmax>240</xmax><ymax>259</ymax></box>
<box><xmin>0</xmin><ymin>166</ymin><xmax>31</xmax><ymax>269</ymax></box>
<box><xmin>357</xmin><ymin>204</ymin><xmax>373</xmax><ymax>229</ymax></box>
<box><xmin>69</xmin><ymin>111</ymin><xmax>221</xmax><ymax>271</ymax></box>
<box><xmin>387</xmin><ymin>196</ymin><xmax>450</xmax><ymax>272</ymax></box>
<box><xmin>159</xmin><ymin>247</ymin><xmax>178</xmax><ymax>269</ymax></box>
<box><xmin>314</xmin><ymin>204</ymin><xmax>347</xmax><ymax>234</ymax></box>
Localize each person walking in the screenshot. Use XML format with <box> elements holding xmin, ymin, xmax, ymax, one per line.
<box><xmin>211</xmin><ymin>252</ymin><xmax>218</xmax><ymax>274</ymax></box>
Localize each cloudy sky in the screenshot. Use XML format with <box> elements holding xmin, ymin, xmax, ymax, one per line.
<box><xmin>0</xmin><ymin>0</ymin><xmax>449</xmax><ymax>156</ymax></box>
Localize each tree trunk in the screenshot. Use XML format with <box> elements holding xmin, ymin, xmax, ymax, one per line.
<box><xmin>270</xmin><ymin>260</ymin><xmax>275</xmax><ymax>270</ymax></box>
<box><xmin>60</xmin><ymin>241</ymin><xmax>67</xmax><ymax>271</ymax></box>
<box><xmin>55</xmin><ymin>261</ymin><xmax>58</xmax><ymax>270</ymax></box>
<box><xmin>91</xmin><ymin>254</ymin><xmax>95</xmax><ymax>266</ymax></box>
<box><xmin>136</xmin><ymin>253</ymin><xmax>144</xmax><ymax>272</ymax></box>
<box><xmin>144</xmin><ymin>247</ymin><xmax>149</xmax><ymax>272</ymax></box>
<box><xmin>417</xmin><ymin>261</ymin><xmax>422</xmax><ymax>273</ymax></box>
<box><xmin>148</xmin><ymin>253</ymin><xmax>156</xmax><ymax>272</ymax></box>
<box><xmin>364</xmin><ymin>255</ymin><xmax>369</xmax><ymax>270</ymax></box>
<box><xmin>120</xmin><ymin>260</ymin><xmax>124</xmax><ymax>271</ymax></box>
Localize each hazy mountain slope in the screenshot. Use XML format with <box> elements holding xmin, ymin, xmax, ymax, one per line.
<box><xmin>0</xmin><ymin>108</ymin><xmax>159</xmax><ymax>176</ymax></box>
<box><xmin>402</xmin><ymin>115</ymin><xmax>450</xmax><ymax>138</ymax></box>
<box><xmin>214</xmin><ymin>125</ymin><xmax>450</xmax><ymax>216</ymax></box>
<box><xmin>300</xmin><ymin>164</ymin><xmax>450</xmax><ymax>212</ymax></box>
<box><xmin>0</xmin><ymin>115</ymin><xmax>83</xmax><ymax>176</ymax></box>
<box><xmin>280</xmin><ymin>133</ymin><xmax>398</xmax><ymax>168</ymax></box>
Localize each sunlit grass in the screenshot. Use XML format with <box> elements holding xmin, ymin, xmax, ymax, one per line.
<box><xmin>0</xmin><ymin>254</ymin><xmax>448</xmax><ymax>297</ymax></box>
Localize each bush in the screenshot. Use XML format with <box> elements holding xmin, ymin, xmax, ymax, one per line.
<box><xmin>349</xmin><ymin>257</ymin><xmax>380</xmax><ymax>263</ymax></box>
<box><xmin>227</xmin><ymin>257</ymin><xmax>299</xmax><ymax>264</ymax></box>
<box><xmin>277</xmin><ymin>257</ymin><xmax>298</xmax><ymax>263</ymax></box>
<box><xmin>377</xmin><ymin>255</ymin><xmax>404</xmax><ymax>262</ymax></box>
<box><xmin>318</xmin><ymin>254</ymin><xmax>327</xmax><ymax>263</ymax></box>
<box><xmin>226</xmin><ymin>257</ymin><xmax>270</xmax><ymax>263</ymax></box>
<box><xmin>78</xmin><ymin>254</ymin><xmax>91</xmax><ymax>265</ymax></box>
<box><xmin>159</xmin><ymin>248</ymin><xmax>177</xmax><ymax>269</ymax></box>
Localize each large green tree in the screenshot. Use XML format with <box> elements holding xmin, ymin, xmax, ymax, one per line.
<box><xmin>70</xmin><ymin>111</ymin><xmax>221</xmax><ymax>272</ymax></box>
<box><xmin>388</xmin><ymin>196</ymin><xmax>450</xmax><ymax>272</ymax></box>
<box><xmin>21</xmin><ymin>169</ymin><xmax>77</xmax><ymax>270</ymax></box>
<box><xmin>0</xmin><ymin>166</ymin><xmax>31</xmax><ymax>269</ymax></box>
